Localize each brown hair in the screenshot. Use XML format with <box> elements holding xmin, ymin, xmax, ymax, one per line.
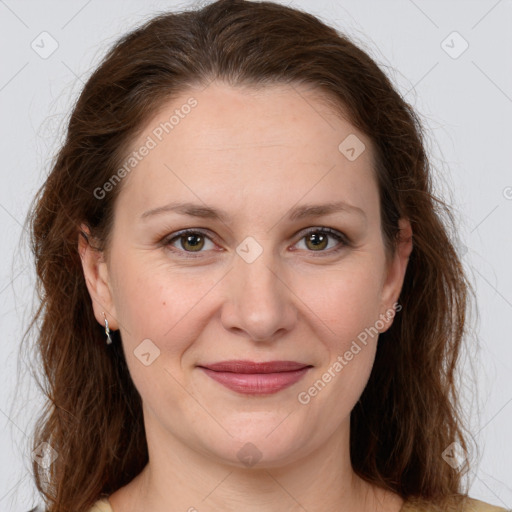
<box><xmin>23</xmin><ymin>1</ymin><xmax>475</xmax><ymax>510</ymax></box>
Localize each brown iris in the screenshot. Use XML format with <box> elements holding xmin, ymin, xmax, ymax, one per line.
<box><xmin>305</xmin><ymin>232</ymin><xmax>328</xmax><ymax>251</ymax></box>
<box><xmin>180</xmin><ymin>233</ymin><xmax>205</xmax><ymax>252</ymax></box>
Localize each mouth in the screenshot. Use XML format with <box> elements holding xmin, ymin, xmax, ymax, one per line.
<box><xmin>197</xmin><ymin>360</ymin><xmax>313</xmax><ymax>395</ymax></box>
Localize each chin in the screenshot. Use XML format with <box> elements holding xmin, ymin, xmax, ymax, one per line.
<box><xmin>195</xmin><ymin>422</ymin><xmax>310</xmax><ymax>470</ymax></box>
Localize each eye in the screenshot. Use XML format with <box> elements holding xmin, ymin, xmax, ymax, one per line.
<box><xmin>163</xmin><ymin>229</ymin><xmax>216</xmax><ymax>255</ymax></box>
<box><xmin>293</xmin><ymin>227</ymin><xmax>348</xmax><ymax>254</ymax></box>
<box><xmin>162</xmin><ymin>226</ymin><xmax>349</xmax><ymax>258</ymax></box>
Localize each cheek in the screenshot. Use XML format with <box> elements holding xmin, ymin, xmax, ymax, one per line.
<box><xmin>110</xmin><ymin>260</ymin><xmax>213</xmax><ymax>404</ymax></box>
<box><xmin>293</xmin><ymin>257</ymin><xmax>385</xmax><ymax>346</ymax></box>
<box><xmin>110</xmin><ymin>253</ymin><xmax>218</xmax><ymax>358</ymax></box>
<box><xmin>293</xmin><ymin>264</ymin><xmax>383</xmax><ymax>429</ymax></box>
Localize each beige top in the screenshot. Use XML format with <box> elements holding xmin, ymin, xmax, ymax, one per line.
<box><xmin>87</xmin><ymin>499</ymin><xmax>112</xmax><ymax>512</ymax></box>
<box><xmin>400</xmin><ymin>497</ymin><xmax>508</xmax><ymax>512</ymax></box>
<box><xmin>87</xmin><ymin>496</ymin><xmax>509</xmax><ymax>511</ymax></box>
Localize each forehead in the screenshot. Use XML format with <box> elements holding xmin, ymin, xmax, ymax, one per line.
<box><xmin>114</xmin><ymin>81</ymin><xmax>378</xmax><ymax>224</ymax></box>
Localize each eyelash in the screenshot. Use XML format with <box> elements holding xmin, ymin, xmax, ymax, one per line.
<box><xmin>161</xmin><ymin>227</ymin><xmax>350</xmax><ymax>259</ymax></box>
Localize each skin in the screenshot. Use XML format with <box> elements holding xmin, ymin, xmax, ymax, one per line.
<box><xmin>79</xmin><ymin>81</ymin><xmax>413</xmax><ymax>512</ymax></box>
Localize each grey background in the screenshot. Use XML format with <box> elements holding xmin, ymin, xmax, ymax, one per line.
<box><xmin>0</xmin><ymin>0</ymin><xmax>511</xmax><ymax>510</ymax></box>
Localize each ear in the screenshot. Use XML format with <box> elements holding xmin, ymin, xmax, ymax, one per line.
<box><xmin>378</xmin><ymin>218</ymin><xmax>413</xmax><ymax>333</ymax></box>
<box><xmin>78</xmin><ymin>223</ymin><xmax>119</xmax><ymax>330</ymax></box>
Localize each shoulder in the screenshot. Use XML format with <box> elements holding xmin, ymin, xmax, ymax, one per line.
<box><xmin>86</xmin><ymin>498</ymin><xmax>113</xmax><ymax>512</ymax></box>
<box><xmin>402</xmin><ymin>496</ymin><xmax>509</xmax><ymax>512</ymax></box>
<box><xmin>463</xmin><ymin>498</ymin><xmax>509</xmax><ymax>512</ymax></box>
<box><xmin>26</xmin><ymin>499</ymin><xmax>113</xmax><ymax>512</ymax></box>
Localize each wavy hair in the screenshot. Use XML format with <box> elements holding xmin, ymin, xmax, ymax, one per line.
<box><xmin>23</xmin><ymin>1</ymin><xmax>475</xmax><ymax>510</ymax></box>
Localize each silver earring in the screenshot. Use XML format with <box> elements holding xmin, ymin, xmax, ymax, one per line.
<box><xmin>103</xmin><ymin>311</ymin><xmax>113</xmax><ymax>345</ymax></box>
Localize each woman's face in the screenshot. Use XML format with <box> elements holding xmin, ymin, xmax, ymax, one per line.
<box><xmin>82</xmin><ymin>81</ymin><xmax>411</xmax><ymax>468</ymax></box>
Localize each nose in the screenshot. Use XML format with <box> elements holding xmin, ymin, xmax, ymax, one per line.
<box><xmin>220</xmin><ymin>246</ymin><xmax>298</xmax><ymax>342</ymax></box>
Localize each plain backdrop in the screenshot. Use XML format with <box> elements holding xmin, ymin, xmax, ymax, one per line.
<box><xmin>0</xmin><ymin>0</ymin><xmax>511</xmax><ymax>510</ymax></box>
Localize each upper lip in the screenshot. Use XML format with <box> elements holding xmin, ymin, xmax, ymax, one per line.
<box><xmin>198</xmin><ymin>360</ymin><xmax>312</xmax><ymax>373</ymax></box>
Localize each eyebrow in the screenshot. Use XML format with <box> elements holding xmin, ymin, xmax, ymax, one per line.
<box><xmin>140</xmin><ymin>200</ymin><xmax>366</xmax><ymax>222</ymax></box>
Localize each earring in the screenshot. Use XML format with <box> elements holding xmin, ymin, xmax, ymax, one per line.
<box><xmin>103</xmin><ymin>311</ymin><xmax>113</xmax><ymax>345</ymax></box>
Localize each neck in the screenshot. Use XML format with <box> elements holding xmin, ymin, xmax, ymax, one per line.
<box><xmin>111</xmin><ymin>408</ymin><xmax>403</xmax><ymax>512</ymax></box>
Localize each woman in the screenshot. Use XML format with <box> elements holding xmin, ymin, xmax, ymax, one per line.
<box><xmin>24</xmin><ymin>1</ymin><xmax>507</xmax><ymax>511</ymax></box>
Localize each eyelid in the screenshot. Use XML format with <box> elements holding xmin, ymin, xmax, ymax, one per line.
<box><xmin>295</xmin><ymin>226</ymin><xmax>349</xmax><ymax>244</ymax></box>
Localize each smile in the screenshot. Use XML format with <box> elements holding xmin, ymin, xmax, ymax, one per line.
<box><xmin>197</xmin><ymin>360</ymin><xmax>313</xmax><ymax>395</ymax></box>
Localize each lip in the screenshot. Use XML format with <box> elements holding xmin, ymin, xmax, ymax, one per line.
<box><xmin>198</xmin><ymin>360</ymin><xmax>313</xmax><ymax>395</ymax></box>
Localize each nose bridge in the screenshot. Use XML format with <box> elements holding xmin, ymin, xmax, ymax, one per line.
<box><xmin>221</xmin><ymin>236</ymin><xmax>296</xmax><ymax>340</ymax></box>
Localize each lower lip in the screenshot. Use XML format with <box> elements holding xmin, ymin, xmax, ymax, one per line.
<box><xmin>199</xmin><ymin>367</ymin><xmax>311</xmax><ymax>395</ymax></box>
